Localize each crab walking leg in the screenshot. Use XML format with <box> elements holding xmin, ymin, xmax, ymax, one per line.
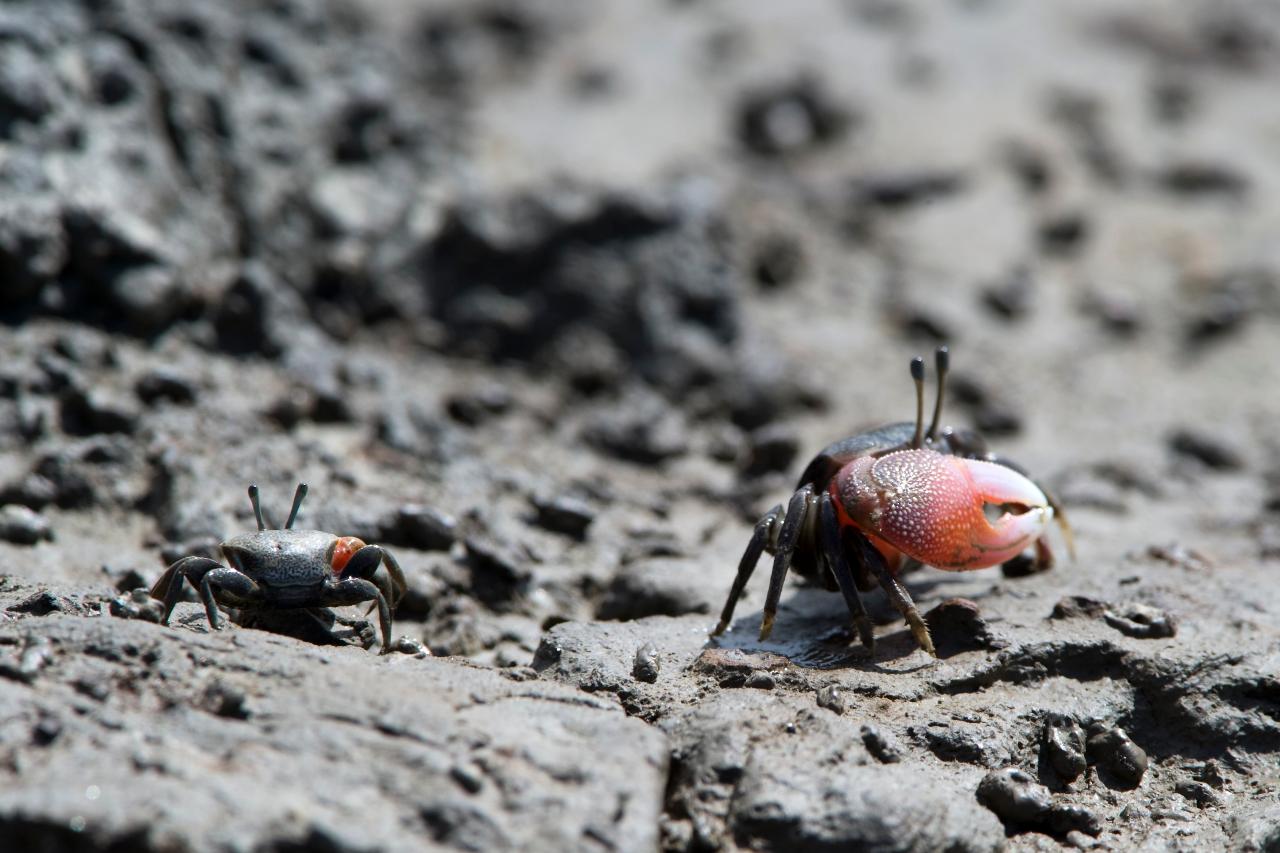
<box><xmin>712</xmin><ymin>502</ymin><xmax>784</xmax><ymax>636</ymax></box>
<box><xmin>853</xmin><ymin>533</ymin><xmax>936</xmax><ymax>657</ymax></box>
<box><xmin>377</xmin><ymin>547</ymin><xmax>407</xmax><ymax>610</ymax></box>
<box><xmin>151</xmin><ymin>557</ymin><xmax>226</xmax><ymax>627</ymax></box>
<box><xmin>326</xmin><ymin>577</ymin><xmax>393</xmax><ymax>654</ymax></box>
<box><xmin>759</xmin><ymin>485</ymin><xmax>817</xmax><ymax>641</ymax></box>
<box><xmin>199</xmin><ymin>569</ymin><xmax>266</xmax><ymax>629</ymax></box>
<box><xmin>344</xmin><ymin>544</ymin><xmax>407</xmax><ymax>616</ymax></box>
<box><xmin>818</xmin><ymin>493</ymin><xmax>875</xmax><ymax>651</ymax></box>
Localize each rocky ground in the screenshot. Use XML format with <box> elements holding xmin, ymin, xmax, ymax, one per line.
<box><xmin>1</xmin><ymin>0</ymin><xmax>1279</xmax><ymax>850</ymax></box>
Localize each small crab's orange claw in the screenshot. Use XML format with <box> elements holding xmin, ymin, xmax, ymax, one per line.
<box><xmin>836</xmin><ymin>449</ymin><xmax>1053</xmax><ymax>571</ymax></box>
<box><xmin>329</xmin><ymin>536</ymin><xmax>367</xmax><ymax>574</ymax></box>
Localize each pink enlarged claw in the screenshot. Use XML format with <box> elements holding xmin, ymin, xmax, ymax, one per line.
<box><xmin>833</xmin><ymin>449</ymin><xmax>1053</xmax><ymax>572</ymax></box>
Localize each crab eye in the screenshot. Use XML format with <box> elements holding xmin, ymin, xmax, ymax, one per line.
<box><xmin>330</xmin><ymin>536</ymin><xmax>366</xmax><ymax>574</ymax></box>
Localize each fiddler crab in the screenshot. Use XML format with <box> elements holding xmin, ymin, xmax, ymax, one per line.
<box><xmin>150</xmin><ymin>484</ymin><xmax>407</xmax><ymax>654</ymax></box>
<box><xmin>713</xmin><ymin>347</ymin><xmax>1073</xmax><ymax>657</ymax></box>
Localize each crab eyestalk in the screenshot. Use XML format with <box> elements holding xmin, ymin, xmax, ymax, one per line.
<box><xmin>926</xmin><ymin>346</ymin><xmax>949</xmax><ymax>442</ymax></box>
<box><xmin>285</xmin><ymin>483</ymin><xmax>309</xmax><ymax>530</ymax></box>
<box><xmin>834</xmin><ymin>449</ymin><xmax>1053</xmax><ymax>571</ymax></box>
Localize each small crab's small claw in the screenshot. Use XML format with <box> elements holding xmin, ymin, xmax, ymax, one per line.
<box><xmin>149</xmin><ymin>564</ymin><xmax>179</xmax><ymax>603</ymax></box>
<box><xmin>836</xmin><ymin>450</ymin><xmax>1053</xmax><ymax>572</ymax></box>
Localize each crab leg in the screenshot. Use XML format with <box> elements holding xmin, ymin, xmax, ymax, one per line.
<box><xmin>712</xmin><ymin>502</ymin><xmax>784</xmax><ymax>636</ymax></box>
<box><xmin>841</xmin><ymin>531</ymin><xmax>933</xmax><ymax>656</ymax></box>
<box><xmin>759</xmin><ymin>485</ymin><xmax>817</xmax><ymax>641</ymax></box>
<box><xmin>818</xmin><ymin>493</ymin><xmax>875</xmax><ymax>651</ymax></box>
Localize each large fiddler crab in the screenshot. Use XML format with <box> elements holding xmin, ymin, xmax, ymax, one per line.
<box><xmin>150</xmin><ymin>484</ymin><xmax>407</xmax><ymax>654</ymax></box>
<box><xmin>713</xmin><ymin>347</ymin><xmax>1072</xmax><ymax>657</ymax></box>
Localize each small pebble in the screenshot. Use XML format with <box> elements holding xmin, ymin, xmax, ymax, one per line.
<box><xmin>1087</xmin><ymin>727</ymin><xmax>1148</xmax><ymax>786</ymax></box>
<box><xmin>108</xmin><ymin>588</ymin><xmax>165</xmax><ymax>623</ymax></box>
<box><xmin>1002</xmin><ymin>554</ymin><xmax>1049</xmax><ymax>579</ymax></box>
<box><xmin>134</xmin><ymin>368</ymin><xmax>198</xmax><ymax>406</ymax></box>
<box><xmin>1157</xmin><ymin>161</ymin><xmax>1248</xmax><ymax>197</ymax></box>
<box><xmin>199</xmin><ymin>680</ymin><xmax>250</xmax><ymax>719</ymax></box>
<box><xmin>1048</xmin><ymin>804</ymin><xmax>1102</xmax><ymax>837</ymax></box>
<box><xmin>32</xmin><ymin>715</ymin><xmax>61</xmax><ymax>746</ymax></box>
<box><xmin>393</xmin><ymin>636</ymin><xmax>431</xmax><ymax>657</ymax></box>
<box><xmin>1043</xmin><ymin>715</ymin><xmax>1088</xmax><ymax>783</ymax></box>
<box><xmin>751</xmin><ymin>233</ymin><xmax>804</xmax><ymax>290</ymax></box>
<box><xmin>105</xmin><ymin>565</ymin><xmax>150</xmax><ymax>593</ymax></box>
<box><xmin>391</xmin><ymin>505</ymin><xmax>457</xmax><ymax>551</ymax></box>
<box><xmin>632</xmin><ymin>643</ymin><xmax>660</xmax><ymax>683</ymax></box>
<box><xmin>815</xmin><ymin>684</ymin><xmax>844</xmax><ymax>715</ymax></box>
<box><xmin>1174</xmin><ymin>780</ymin><xmax>1221</xmax><ymax>808</ymax></box>
<box><xmin>450</xmin><ymin>763</ymin><xmax>484</xmax><ymax>794</ymax></box>
<box><xmin>860</xmin><ymin>724</ymin><xmax>902</xmax><ymax>763</ymax></box>
<box><xmin>0</xmin><ymin>504</ymin><xmax>53</xmax><ymax>545</ymax></box>
<box><xmin>977</xmin><ymin>767</ymin><xmax>1053</xmax><ymax>824</ymax></box>
<box><xmin>737</xmin><ymin>77</ymin><xmax>849</xmax><ymax>156</ymax></box>
<box><xmin>1168</xmin><ymin>429</ymin><xmax>1243</xmax><ymax>471</ymax></box>
<box><xmin>924</xmin><ymin>597</ymin><xmax>1001</xmax><ymax>652</ymax></box>
<box><xmin>1103</xmin><ymin>603</ymin><xmax>1177</xmax><ymax>639</ymax></box>
<box><xmin>7</xmin><ymin>590</ymin><xmax>64</xmax><ymax>615</ymax></box>
<box><xmin>0</xmin><ymin>639</ymin><xmax>54</xmax><ymax>684</ymax></box>
<box><xmin>531</xmin><ymin>494</ymin><xmax>596</xmax><ymax>539</ymax></box>
<box><xmin>981</xmin><ymin>266</ymin><xmax>1033</xmax><ymax>321</ymax></box>
<box><xmin>744</xmin><ymin>671</ymin><xmax>775</xmax><ymax>690</ymax></box>
<box><xmin>1186</xmin><ymin>289</ymin><xmax>1249</xmax><ymax>344</ymax></box>
<box><xmin>1038</xmin><ymin>212</ymin><xmax>1089</xmax><ymax>255</ymax></box>
<box><xmin>852</xmin><ymin>171</ymin><xmax>963</xmax><ymax>209</ymax></box>
<box><xmin>445</xmin><ymin>385</ymin><xmax>513</xmax><ymax>426</ymax></box>
<box><xmin>59</xmin><ymin>386</ymin><xmax>140</xmax><ymax>435</ymax></box>
<box><xmin>1050</xmin><ymin>596</ymin><xmax>1109</xmax><ymax>620</ymax></box>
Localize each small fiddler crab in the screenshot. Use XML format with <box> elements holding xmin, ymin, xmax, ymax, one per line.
<box><xmin>713</xmin><ymin>347</ymin><xmax>1073</xmax><ymax>657</ymax></box>
<box><xmin>149</xmin><ymin>484</ymin><xmax>407</xmax><ymax>654</ymax></box>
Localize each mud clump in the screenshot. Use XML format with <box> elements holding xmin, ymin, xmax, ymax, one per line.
<box><xmin>1087</xmin><ymin>727</ymin><xmax>1149</xmax><ymax>787</ymax></box>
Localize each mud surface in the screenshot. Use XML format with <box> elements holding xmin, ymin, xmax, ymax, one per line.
<box><xmin>2</xmin><ymin>1</ymin><xmax>1280</xmax><ymax>851</ymax></box>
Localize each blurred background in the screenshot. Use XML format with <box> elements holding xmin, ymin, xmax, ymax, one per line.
<box><xmin>1</xmin><ymin>1</ymin><xmax>1279</xmax><ymax>849</ymax></box>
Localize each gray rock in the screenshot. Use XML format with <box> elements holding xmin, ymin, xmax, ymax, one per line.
<box><xmin>1087</xmin><ymin>727</ymin><xmax>1148</xmax><ymax>787</ymax></box>
<box><xmin>977</xmin><ymin>766</ymin><xmax>1053</xmax><ymax>824</ymax></box>
<box><xmin>1043</xmin><ymin>715</ymin><xmax>1087</xmax><ymax>783</ymax></box>
<box><xmin>108</xmin><ymin>588</ymin><xmax>164</xmax><ymax>623</ymax></box>
<box><xmin>633</xmin><ymin>642</ymin><xmax>660</xmax><ymax>683</ymax></box>
<box><xmin>860</xmin><ymin>724</ymin><xmax>903</xmax><ymax>764</ymax></box>
<box><xmin>0</xmin><ymin>613</ymin><xmax>667</xmax><ymax>853</ymax></box>
<box><xmin>530</xmin><ymin>493</ymin><xmax>596</xmax><ymax>539</ymax></box>
<box><xmin>1103</xmin><ymin>603</ymin><xmax>1177</xmax><ymax>639</ymax></box>
<box><xmin>733</xmin><ymin>760</ymin><xmax>1004</xmax><ymax>852</ymax></box>
<box><xmin>58</xmin><ymin>386</ymin><xmax>140</xmax><ymax>435</ymax></box>
<box><xmin>0</xmin><ymin>504</ymin><xmax>53</xmax><ymax>545</ymax></box>
<box><xmin>816</xmin><ymin>684</ymin><xmax>845</xmax><ymax>715</ymax></box>
<box><xmin>597</xmin><ymin>558</ymin><xmax>716</xmax><ymax>620</ymax></box>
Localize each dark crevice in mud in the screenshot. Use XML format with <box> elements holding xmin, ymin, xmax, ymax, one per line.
<box><xmin>931</xmin><ymin>640</ymin><xmax>1131</xmax><ymax>695</ymax></box>
<box><xmin>935</xmin><ymin>641</ymin><xmax>1280</xmax><ymax>765</ymax></box>
<box><xmin>0</xmin><ymin>819</ymin><xmax>152</xmax><ymax>853</ymax></box>
<box><xmin>1126</xmin><ymin>655</ymin><xmax>1280</xmax><ymax>756</ymax></box>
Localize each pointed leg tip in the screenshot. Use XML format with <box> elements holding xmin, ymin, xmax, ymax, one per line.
<box><xmin>909</xmin><ymin>623</ymin><xmax>936</xmax><ymax>657</ymax></box>
<box><xmin>758</xmin><ymin>614</ymin><xmax>775</xmax><ymax>642</ymax></box>
<box><xmin>711</xmin><ymin>619</ymin><xmax>729</xmax><ymax>637</ymax></box>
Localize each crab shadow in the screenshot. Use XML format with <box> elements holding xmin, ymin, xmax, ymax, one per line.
<box><xmin>707</xmin><ymin>571</ymin><xmax>1008</xmax><ymax>672</ymax></box>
